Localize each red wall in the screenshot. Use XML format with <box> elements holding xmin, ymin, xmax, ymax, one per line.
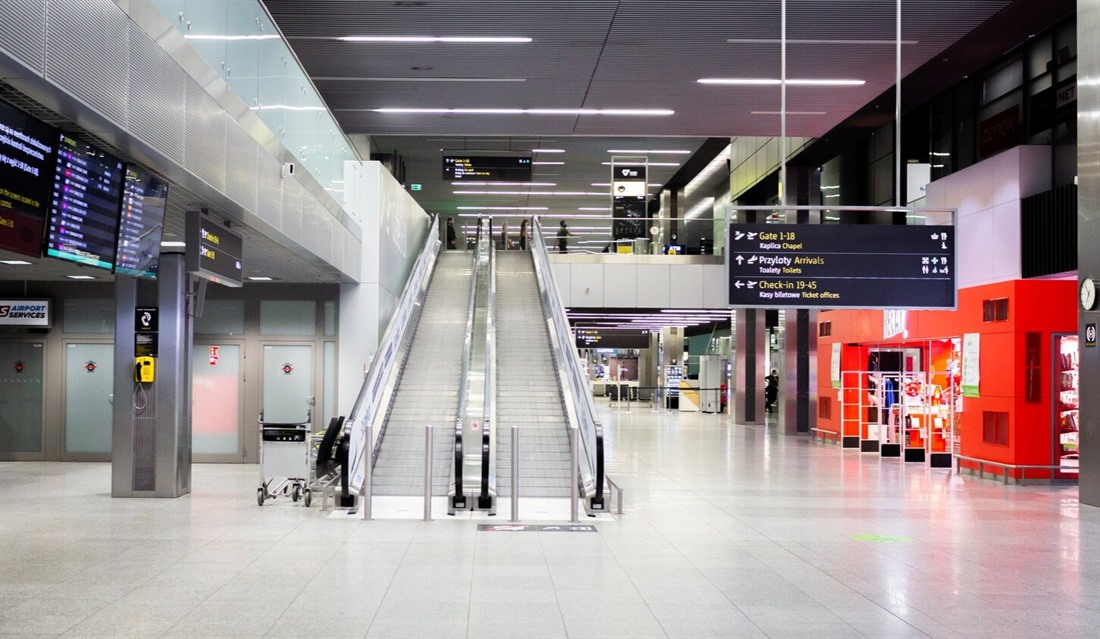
<box><xmin>817</xmin><ymin>280</ymin><xmax>1076</xmax><ymax>474</ymax></box>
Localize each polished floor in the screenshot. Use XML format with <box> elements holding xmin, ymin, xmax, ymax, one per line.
<box><xmin>1</xmin><ymin>401</ymin><xmax>1097</xmax><ymax>638</ymax></box>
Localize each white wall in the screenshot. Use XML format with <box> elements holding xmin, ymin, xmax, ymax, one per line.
<box><xmin>550</xmin><ymin>257</ymin><xmax>728</xmax><ymax>308</ymax></box>
<box><xmin>924</xmin><ymin>146</ymin><xmax>1051</xmax><ymax>288</ymax></box>
<box><xmin>338</xmin><ymin>161</ymin><xmax>430</xmax><ymax>416</ymax></box>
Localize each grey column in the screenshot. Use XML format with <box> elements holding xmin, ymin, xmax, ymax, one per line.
<box><xmin>734</xmin><ymin>310</ymin><xmax>765</xmax><ymax>424</ymax></box>
<box><xmin>1078</xmin><ymin>0</ymin><xmax>1100</xmax><ymax>507</ymax></box>
<box><xmin>111</xmin><ymin>254</ymin><xmax>192</xmax><ymax>498</ymax></box>
<box><xmin>781</xmin><ymin>309</ymin><xmax>817</xmax><ymax>435</ymax></box>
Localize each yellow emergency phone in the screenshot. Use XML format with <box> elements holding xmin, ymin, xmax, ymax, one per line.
<box><xmin>135</xmin><ymin>356</ymin><xmax>156</xmax><ymax>383</ymax></box>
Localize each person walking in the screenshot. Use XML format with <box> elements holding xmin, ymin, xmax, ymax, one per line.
<box><xmin>518</xmin><ymin>218</ymin><xmax>529</xmax><ymax>250</ymax></box>
<box><xmin>765</xmin><ymin>369</ymin><xmax>779</xmax><ymax>413</ymax></box>
<box><xmin>499</xmin><ymin>223</ymin><xmax>509</xmax><ymax>250</ymax></box>
<box><xmin>446</xmin><ymin>217</ymin><xmax>457</xmax><ymax>250</ymax></box>
<box><xmin>556</xmin><ymin>220</ymin><xmax>575</xmax><ymax>253</ymax></box>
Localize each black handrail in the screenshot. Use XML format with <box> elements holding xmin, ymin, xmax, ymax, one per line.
<box><xmin>452</xmin><ymin>417</ymin><xmax>465</xmax><ymax>509</ymax></box>
<box><xmin>592</xmin><ymin>427</ymin><xmax>605</xmax><ymax>510</ymax></box>
<box><xmin>478</xmin><ymin>427</ymin><xmax>491</xmax><ymax>509</ymax></box>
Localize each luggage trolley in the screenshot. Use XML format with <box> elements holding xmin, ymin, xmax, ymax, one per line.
<box><xmin>257</xmin><ymin>410</ymin><xmax>311</xmax><ymax>506</ymax></box>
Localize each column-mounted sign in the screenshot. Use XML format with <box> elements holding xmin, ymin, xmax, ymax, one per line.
<box><xmin>186</xmin><ymin>211</ymin><xmax>243</xmax><ymax>288</ymax></box>
<box><xmin>0</xmin><ymin>300</ymin><xmax>51</xmax><ymax>327</ymax></box>
<box><xmin>727</xmin><ymin>224</ymin><xmax>956</xmax><ymax>309</ymax></box>
<box><xmin>134</xmin><ymin>306</ymin><xmax>158</xmax><ymax>357</ymax></box>
<box><xmin>611</xmin><ymin>159</ymin><xmax>648</xmax><ymax>241</ymax></box>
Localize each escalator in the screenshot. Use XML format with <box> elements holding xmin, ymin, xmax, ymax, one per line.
<box><xmin>494</xmin><ymin>251</ymin><xmax>572</xmax><ymax>497</ymax></box>
<box><xmin>370</xmin><ymin>251</ymin><xmax>473</xmax><ymax>496</ymax></box>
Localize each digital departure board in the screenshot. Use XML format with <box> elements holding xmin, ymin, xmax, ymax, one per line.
<box><xmin>114</xmin><ymin>166</ymin><xmax>168</xmax><ymax>279</ymax></box>
<box><xmin>0</xmin><ymin>99</ymin><xmax>56</xmax><ymax>257</ymax></box>
<box><xmin>727</xmin><ymin>224</ymin><xmax>956</xmax><ymax>309</ymax></box>
<box><xmin>186</xmin><ymin>210</ymin><xmax>243</xmax><ymax>288</ymax></box>
<box><xmin>44</xmin><ymin>134</ymin><xmax>124</xmax><ymax>270</ymax></box>
<box><xmin>442</xmin><ymin>154</ymin><xmax>532</xmax><ymax>182</ymax></box>
<box><xmin>575</xmin><ymin>328</ymin><xmax>651</xmax><ymax>349</ymax></box>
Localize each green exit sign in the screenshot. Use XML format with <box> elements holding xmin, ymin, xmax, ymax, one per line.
<box><xmin>410</xmin><ymin>183</ymin><xmax>422</xmax><ymax>191</ymax></box>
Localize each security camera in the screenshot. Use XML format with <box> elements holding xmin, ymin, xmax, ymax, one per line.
<box><xmin>281</xmin><ymin>162</ymin><xmax>295</xmax><ymax>178</ymax></box>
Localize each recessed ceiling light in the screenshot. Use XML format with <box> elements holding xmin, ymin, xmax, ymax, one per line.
<box><xmin>726</xmin><ymin>38</ymin><xmax>918</xmax><ymax>45</ymax></box>
<box><xmin>313</xmin><ymin>76</ymin><xmax>527</xmax><ymax>83</ymax></box>
<box><xmin>0</xmin><ymin>260</ymin><xmax>32</xmax><ymax>265</ymax></box>
<box><xmin>337</xmin><ymin>36</ymin><xmax>532</xmax><ymax>44</ymax></box>
<box><xmin>601</xmin><ymin>162</ymin><xmax>679</xmax><ymax>167</ymax></box>
<box><xmin>454</xmin><ymin>190</ymin><xmax>607</xmax><ymax>197</ymax></box>
<box><xmin>367</xmin><ymin>108</ymin><xmax>674</xmax><ymax>116</ymax></box>
<box><xmin>67</xmin><ymin>275</ymin><xmax>96</xmax><ymax>280</ymax></box>
<box><xmin>607</xmin><ymin>149</ymin><xmax>692</xmax><ymax>154</ymax></box>
<box><xmin>456</xmin><ymin>182</ymin><xmax>557</xmax><ymax>187</ymax></box>
<box><xmin>751</xmin><ymin>110</ymin><xmax>827</xmax><ymax>115</ymax></box>
<box><xmin>456</xmin><ymin>206</ymin><xmax>549</xmax><ymax>210</ymax></box>
<box><xmin>248</xmin><ymin>276</ymin><xmax>273</xmax><ymax>281</ymax></box>
<box><xmin>591</xmin><ymin>183</ymin><xmax>661</xmax><ymax>188</ymax></box>
<box><xmin>698</xmin><ymin>78</ymin><xmax>865</xmax><ymax>86</ymax></box>
<box><xmin>531</xmin><ymin>149</ymin><xmax>565</xmax><ymax>153</ymax></box>
<box><xmin>578</xmin><ymin>207</ymin><xmax>610</xmax><ymax>211</ymax></box>
<box><xmin>160</xmin><ymin>241</ymin><xmax>186</xmax><ymax>248</ymax></box>
<box><xmin>531</xmin><ymin>161</ymin><xmax>565</xmax><ymax>166</ymax></box>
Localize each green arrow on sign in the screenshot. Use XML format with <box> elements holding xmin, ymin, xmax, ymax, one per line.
<box><xmin>852</xmin><ymin>534</ymin><xmax>912</xmax><ymax>543</ymax></box>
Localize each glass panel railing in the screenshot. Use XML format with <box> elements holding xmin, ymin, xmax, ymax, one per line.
<box><xmin>346</xmin><ymin>216</ymin><xmax>440</xmax><ymax>489</ymax></box>
<box><xmin>148</xmin><ymin>0</ymin><xmax>360</xmax><ymax>219</ymax></box>
<box><xmin>531</xmin><ymin>217</ymin><xmax>605</xmax><ymax>511</ymax></box>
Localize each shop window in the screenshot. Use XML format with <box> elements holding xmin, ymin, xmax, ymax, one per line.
<box><xmin>818</xmin><ymin>397</ymin><xmax>832</xmax><ymax>419</ymax></box>
<box><xmin>982</xmin><ymin>298</ymin><xmax>1009</xmax><ymax>322</ymax></box>
<box><xmin>818</xmin><ymin>321</ymin><xmax>831</xmax><ymax>337</ymax></box>
<box><xmin>1025</xmin><ymin>333</ymin><xmax>1042</xmax><ymax>403</ymax></box>
<box><xmin>982</xmin><ymin>411</ymin><xmax>1010</xmax><ymax>446</ymax></box>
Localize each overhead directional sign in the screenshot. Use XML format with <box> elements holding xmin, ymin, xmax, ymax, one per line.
<box><xmin>442</xmin><ymin>154</ymin><xmax>532</xmax><ymax>182</ymax></box>
<box><xmin>727</xmin><ymin>224</ymin><xmax>956</xmax><ymax>309</ymax></box>
<box><xmin>575</xmin><ymin>328</ymin><xmax>651</xmax><ymax>349</ymax></box>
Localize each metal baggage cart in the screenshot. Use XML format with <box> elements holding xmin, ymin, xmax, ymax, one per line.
<box><xmin>257</xmin><ymin>410</ymin><xmax>311</xmax><ymax>506</ymax></box>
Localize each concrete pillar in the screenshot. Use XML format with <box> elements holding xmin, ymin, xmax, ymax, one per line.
<box><xmin>1077</xmin><ymin>0</ymin><xmax>1100</xmax><ymax>506</ymax></box>
<box><xmin>781</xmin><ymin>309</ymin><xmax>817</xmax><ymax>435</ymax></box>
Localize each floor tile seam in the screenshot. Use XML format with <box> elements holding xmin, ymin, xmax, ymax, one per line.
<box><xmin>362</xmin><ymin>537</ymin><xmax>416</xmax><ymax>638</ymax></box>
<box><xmin>533</xmin><ymin>530</ymin><xmax>600</xmax><ymax>639</ymax></box>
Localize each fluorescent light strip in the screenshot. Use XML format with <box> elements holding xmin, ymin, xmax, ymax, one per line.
<box><xmin>251</xmin><ymin>105</ymin><xmax>326</xmax><ymax>111</ymax></box>
<box><xmin>531</xmin><ymin>149</ymin><xmax>565</xmax><ymax>153</ymax></box>
<box><xmin>606</xmin><ymin>149</ymin><xmax>692</xmax><ymax>154</ymax></box>
<box><xmin>185</xmin><ymin>34</ymin><xmax>280</xmax><ymax>41</ymax></box>
<box><xmin>0</xmin><ymin>260</ymin><xmax>32</xmax><ymax>265</ymax></box>
<box><xmin>601</xmin><ymin>161</ymin><xmax>679</xmax><ymax>167</ymax></box>
<box><xmin>67</xmin><ymin>275</ymin><xmax>96</xmax><ymax>280</ymax></box>
<box><xmin>456</xmin><ymin>182</ymin><xmax>557</xmax><ymax>187</ymax></box>
<box><xmin>160</xmin><ymin>241</ymin><xmax>186</xmax><ymax>248</ymax></box>
<box><xmin>578</xmin><ymin>207</ymin><xmax>610</xmax><ymax>211</ymax></box>
<box><xmin>313</xmin><ymin>76</ymin><xmax>527</xmax><ymax>83</ymax></box>
<box><xmin>698</xmin><ymin>78</ymin><xmax>865</xmax><ymax>86</ymax></box>
<box><xmin>751</xmin><ymin>110</ymin><xmax>827</xmax><ymax>115</ymax></box>
<box><xmin>726</xmin><ymin>38</ymin><xmax>918</xmax><ymax>45</ymax></box>
<box><xmin>337</xmin><ymin>36</ymin><xmax>532</xmax><ymax>43</ymax></box>
<box><xmin>455</xmin><ymin>206</ymin><xmax>549</xmax><ymax>210</ymax></box>
<box><xmin>532</xmin><ymin>161</ymin><xmax>565</xmax><ymax>165</ymax></box>
<box><xmin>454</xmin><ymin>190</ymin><xmax>607</xmax><ymax>196</ymax></box>
<box><xmin>369</xmin><ymin>108</ymin><xmax>674</xmax><ymax>116</ymax></box>
<box><xmin>248</xmin><ymin>276</ymin><xmax>274</xmax><ymax>281</ymax></box>
<box><xmin>591</xmin><ymin>183</ymin><xmax>661</xmax><ymax>188</ymax></box>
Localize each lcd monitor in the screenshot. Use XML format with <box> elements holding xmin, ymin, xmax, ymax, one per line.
<box><xmin>44</xmin><ymin>134</ymin><xmax>125</xmax><ymax>270</ymax></box>
<box><xmin>114</xmin><ymin>165</ymin><xmax>168</xmax><ymax>278</ymax></box>
<box><xmin>0</xmin><ymin>99</ymin><xmax>56</xmax><ymax>257</ymax></box>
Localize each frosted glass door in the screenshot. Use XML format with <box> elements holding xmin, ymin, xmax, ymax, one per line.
<box><xmin>262</xmin><ymin>344</ymin><xmax>313</xmax><ymax>423</ymax></box>
<box><xmin>0</xmin><ymin>342</ymin><xmax>45</xmax><ymax>454</ymax></box>
<box><xmin>65</xmin><ymin>343</ymin><xmax>114</xmax><ymax>455</ymax></box>
<box><xmin>192</xmin><ymin>343</ymin><xmax>242</xmax><ymax>456</ymax></box>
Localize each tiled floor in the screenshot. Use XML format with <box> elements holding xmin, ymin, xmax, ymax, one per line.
<box><xmin>1</xmin><ymin>401</ymin><xmax>1098</xmax><ymax>638</ymax></box>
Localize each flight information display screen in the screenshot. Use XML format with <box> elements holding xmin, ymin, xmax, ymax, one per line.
<box><xmin>575</xmin><ymin>328</ymin><xmax>651</xmax><ymax>349</ymax></box>
<box><xmin>0</xmin><ymin>99</ymin><xmax>56</xmax><ymax>257</ymax></box>
<box><xmin>442</xmin><ymin>154</ymin><xmax>533</xmax><ymax>182</ymax></box>
<box><xmin>45</xmin><ymin>134</ymin><xmax>125</xmax><ymax>270</ymax></box>
<box><xmin>114</xmin><ymin>166</ymin><xmax>168</xmax><ymax>278</ymax></box>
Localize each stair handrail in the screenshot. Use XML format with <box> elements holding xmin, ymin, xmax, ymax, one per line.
<box><xmin>530</xmin><ymin>217</ymin><xmax>605</xmax><ymax>511</ymax></box>
<box><xmin>346</xmin><ymin>215</ymin><xmax>440</xmax><ymax>491</ymax></box>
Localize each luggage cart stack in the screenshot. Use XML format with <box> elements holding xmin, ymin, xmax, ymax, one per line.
<box><xmin>257</xmin><ymin>410</ymin><xmax>311</xmax><ymax>506</ymax></box>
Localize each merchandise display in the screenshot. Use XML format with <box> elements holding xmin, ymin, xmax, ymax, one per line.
<box><xmin>1056</xmin><ymin>335</ymin><xmax>1079</xmax><ymax>472</ymax></box>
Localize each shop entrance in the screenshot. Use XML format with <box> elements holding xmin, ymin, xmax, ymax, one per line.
<box><xmin>0</xmin><ymin>341</ymin><xmax>45</xmax><ymax>459</ymax></box>
<box><xmin>1053</xmin><ymin>334</ymin><xmax>1079</xmax><ymax>479</ymax></box>
<box><xmin>63</xmin><ymin>342</ymin><xmax>114</xmax><ymax>459</ymax></box>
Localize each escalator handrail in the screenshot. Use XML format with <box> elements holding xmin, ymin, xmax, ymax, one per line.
<box><xmin>530</xmin><ymin>217</ymin><xmax>605</xmax><ymax>508</ymax></box>
<box><xmin>479</xmin><ymin>236</ymin><xmax>497</xmax><ymax>507</ymax></box>
<box><xmin>345</xmin><ymin>215</ymin><xmax>440</xmax><ymax>491</ymax></box>
<box><xmin>452</xmin><ymin>216</ymin><xmax>490</xmax><ymax>507</ymax></box>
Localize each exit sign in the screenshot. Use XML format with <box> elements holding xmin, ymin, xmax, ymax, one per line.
<box><xmin>411</xmin><ymin>183</ymin><xmax>422</xmax><ymax>191</ymax></box>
